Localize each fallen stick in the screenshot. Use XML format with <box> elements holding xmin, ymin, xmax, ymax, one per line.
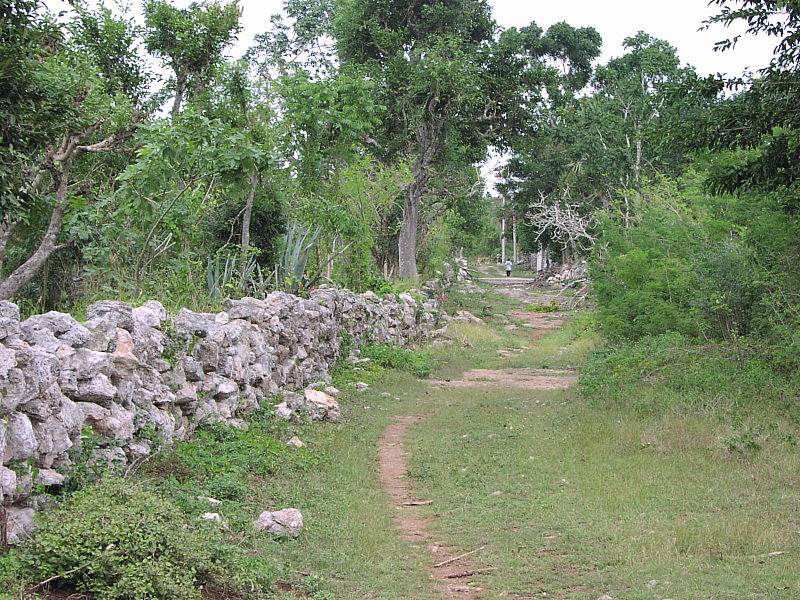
<box><xmin>433</xmin><ymin>546</ymin><xmax>486</xmax><ymax>568</ymax></box>
<box><xmin>402</xmin><ymin>501</ymin><xmax>433</xmax><ymax>506</ymax></box>
<box><xmin>444</xmin><ymin>567</ymin><xmax>497</xmax><ymax>579</ymax></box>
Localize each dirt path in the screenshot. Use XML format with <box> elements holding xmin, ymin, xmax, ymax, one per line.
<box><xmin>377</xmin><ymin>276</ymin><xmax>575</xmax><ymax>599</ymax></box>
<box><xmin>378</xmin><ymin>416</ymin><xmax>486</xmax><ymax>599</ymax></box>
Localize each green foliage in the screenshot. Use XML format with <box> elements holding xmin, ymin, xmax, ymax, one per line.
<box><xmin>273</xmin><ymin>221</ymin><xmax>323</xmax><ymax>295</ymax></box>
<box><xmin>7</xmin><ymin>479</ymin><xmax>216</xmax><ymax>600</ymax></box>
<box><xmin>207</xmin><ymin>192</ymin><xmax>285</xmax><ymax>268</ymax></box>
<box><xmin>589</xmin><ymin>174</ymin><xmax>797</xmax><ymax>343</ymax></box>
<box><xmin>526</xmin><ymin>301</ymin><xmax>559</xmax><ymax>313</ymax></box>
<box><xmin>579</xmin><ymin>332</ymin><xmax>796</xmax><ymax>414</ymax></box>
<box><xmin>155</xmin><ymin>420</ymin><xmax>285</xmax><ymax>490</ymax></box>
<box><xmin>360</xmin><ymin>344</ymin><xmax>433</xmax><ymax>378</ymax></box>
<box><xmin>143</xmin><ymin>0</ymin><xmax>240</xmax><ymax>116</ymax></box>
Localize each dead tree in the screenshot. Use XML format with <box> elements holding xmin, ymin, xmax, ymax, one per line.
<box><xmin>526</xmin><ymin>192</ymin><xmax>596</xmax><ymax>264</ymax></box>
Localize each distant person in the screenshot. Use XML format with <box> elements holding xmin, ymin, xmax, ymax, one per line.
<box><xmin>504</xmin><ymin>259</ymin><xmax>512</xmax><ymax>277</ymax></box>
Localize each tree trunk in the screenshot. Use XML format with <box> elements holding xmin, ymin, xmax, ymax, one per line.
<box><xmin>398</xmin><ymin>120</ymin><xmax>439</xmax><ymax>281</ymax></box>
<box><xmin>171</xmin><ymin>72</ymin><xmax>187</xmax><ymax>122</ymax></box>
<box><xmin>0</xmin><ymin>166</ymin><xmax>72</xmax><ymax>301</ymax></box>
<box><xmin>239</xmin><ymin>171</ymin><xmax>258</xmax><ymax>291</ymax></box>
<box><xmin>0</xmin><ymin>219</ymin><xmax>16</xmax><ymax>272</ymax></box>
<box><xmin>398</xmin><ymin>180</ymin><xmax>421</xmax><ymax>280</ymax></box>
<box><xmin>634</xmin><ymin>122</ymin><xmax>643</xmax><ymax>194</ymax></box>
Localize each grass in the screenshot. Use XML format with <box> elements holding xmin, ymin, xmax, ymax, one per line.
<box><xmin>274</xmin><ymin>282</ymin><xmax>799</xmax><ymax>600</ymax></box>
<box><xmin>5</xmin><ymin>280</ymin><xmax>799</xmax><ymax>600</ymax></box>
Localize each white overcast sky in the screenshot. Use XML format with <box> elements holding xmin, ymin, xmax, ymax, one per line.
<box><xmin>46</xmin><ymin>0</ymin><xmax>777</xmax><ymax>77</ymax></box>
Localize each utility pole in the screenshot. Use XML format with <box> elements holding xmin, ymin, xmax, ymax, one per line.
<box><xmin>500</xmin><ymin>197</ymin><xmax>506</xmax><ymax>264</ymax></box>
<box><xmin>512</xmin><ymin>215</ymin><xmax>517</xmax><ymax>264</ymax></box>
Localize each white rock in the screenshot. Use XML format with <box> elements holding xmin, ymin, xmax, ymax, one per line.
<box><xmin>0</xmin><ymin>466</ymin><xmax>17</xmax><ymax>498</ymax></box>
<box><xmin>200</xmin><ymin>512</ymin><xmax>222</xmax><ymax>523</ymax></box>
<box><xmin>355</xmin><ymin>381</ymin><xmax>369</xmax><ymax>392</ymax></box>
<box><xmin>198</xmin><ymin>496</ymin><xmax>222</xmax><ymax>505</ymax></box>
<box><xmin>6</xmin><ymin>507</ymin><xmax>36</xmax><ymax>544</ymax></box>
<box><xmin>286</xmin><ymin>436</ymin><xmax>305</xmax><ymax>448</ymax></box>
<box><xmin>253</xmin><ymin>508</ymin><xmax>303</xmax><ymax>538</ymax></box>
<box><xmin>4</xmin><ymin>413</ymin><xmax>38</xmax><ymax>462</ymax></box>
<box><xmin>275</xmin><ymin>402</ymin><xmax>292</xmax><ymax>420</ymax></box>
<box><xmin>36</xmin><ymin>468</ymin><xmax>66</xmax><ymax>486</ymax></box>
<box><xmin>301</xmin><ymin>389</ymin><xmax>341</xmax><ymax>422</ymax></box>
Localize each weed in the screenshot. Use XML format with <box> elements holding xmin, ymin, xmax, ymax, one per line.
<box><xmin>360</xmin><ymin>344</ymin><xmax>433</xmax><ymax>378</ymax></box>
<box><xmin>3</xmin><ymin>478</ymin><xmax>216</xmax><ymax>600</ymax></box>
<box><xmin>526</xmin><ymin>301</ymin><xmax>559</xmax><ymax>313</ymax></box>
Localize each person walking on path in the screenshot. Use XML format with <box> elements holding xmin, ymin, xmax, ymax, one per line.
<box><xmin>504</xmin><ymin>259</ymin><xmax>513</xmax><ymax>277</ymax></box>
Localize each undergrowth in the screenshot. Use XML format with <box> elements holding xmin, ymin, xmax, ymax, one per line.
<box><xmin>580</xmin><ymin>332</ymin><xmax>800</xmax><ymax>419</ymax></box>
<box><xmin>360</xmin><ymin>344</ymin><xmax>433</xmax><ymax>378</ymax></box>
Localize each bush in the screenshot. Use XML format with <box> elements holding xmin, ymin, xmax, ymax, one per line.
<box><xmin>580</xmin><ymin>334</ymin><xmax>794</xmax><ymax>414</ymax></box>
<box><xmin>8</xmin><ymin>479</ymin><xmax>216</xmax><ymax>600</ymax></box>
<box><xmin>360</xmin><ymin>344</ymin><xmax>433</xmax><ymax>378</ymax></box>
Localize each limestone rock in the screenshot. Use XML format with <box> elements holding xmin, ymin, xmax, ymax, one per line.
<box><xmin>452</xmin><ymin>310</ymin><xmax>483</xmax><ymax>324</ymax></box>
<box><xmin>0</xmin><ymin>301</ymin><xmax>21</xmax><ymax>341</ymax></box>
<box><xmin>253</xmin><ymin>508</ymin><xmax>303</xmax><ymax>538</ymax></box>
<box><xmin>21</xmin><ymin>311</ymin><xmax>90</xmax><ymax>351</ymax></box>
<box><xmin>198</xmin><ymin>496</ymin><xmax>222</xmax><ymax>505</ymax></box>
<box><xmin>36</xmin><ymin>468</ymin><xmax>66</xmax><ymax>486</ymax></box>
<box><xmin>86</xmin><ymin>301</ymin><xmax>135</xmax><ymax>332</ymax></box>
<box><xmin>6</xmin><ymin>507</ymin><xmax>36</xmax><ymax>544</ymax></box>
<box><xmin>274</xmin><ymin>402</ymin><xmax>292</xmax><ymax>420</ymax></box>
<box><xmin>4</xmin><ymin>413</ymin><xmax>38</xmax><ymax>462</ymax></box>
<box><xmin>0</xmin><ymin>346</ymin><xmax>15</xmax><ymax>378</ymax></box>
<box><xmin>33</xmin><ymin>416</ymin><xmax>73</xmax><ymax>467</ymax></box>
<box><xmin>0</xmin><ymin>466</ymin><xmax>17</xmax><ymax>498</ymax></box>
<box><xmin>303</xmin><ymin>389</ymin><xmax>341</xmax><ymax>422</ymax></box>
<box><xmin>200</xmin><ymin>512</ymin><xmax>222</xmax><ymax>523</ymax></box>
<box><xmin>286</xmin><ymin>436</ymin><xmax>305</xmax><ymax>448</ymax></box>
<box><xmin>111</xmin><ymin>328</ymin><xmax>139</xmax><ymax>367</ymax></box>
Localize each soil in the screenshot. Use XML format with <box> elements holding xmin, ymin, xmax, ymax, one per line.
<box><xmin>427</xmin><ymin>368</ymin><xmax>577</xmax><ymax>390</ymax></box>
<box><xmin>378</xmin><ymin>416</ymin><xmax>485</xmax><ymax>599</ymax></box>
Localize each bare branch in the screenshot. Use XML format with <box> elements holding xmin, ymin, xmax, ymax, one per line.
<box><xmin>526</xmin><ymin>192</ymin><xmax>596</xmax><ymax>254</ymax></box>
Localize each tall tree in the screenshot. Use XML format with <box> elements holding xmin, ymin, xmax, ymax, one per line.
<box><xmin>503</xmin><ymin>31</ymin><xmax>702</xmax><ymax>255</ymax></box>
<box><xmin>143</xmin><ymin>0</ymin><xmax>241</xmax><ymax>120</ymax></box>
<box><xmin>0</xmin><ymin>1</ymin><xmax>137</xmax><ymax>301</ymax></box>
<box><xmin>697</xmin><ymin>0</ymin><xmax>800</xmax><ymax>208</ymax></box>
<box><xmin>332</xmin><ymin>0</ymin><xmax>600</xmax><ymax>279</ymax></box>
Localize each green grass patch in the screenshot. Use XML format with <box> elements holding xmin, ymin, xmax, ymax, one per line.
<box><xmin>406</xmin><ymin>385</ymin><xmax>800</xmax><ymax>600</ymax></box>
<box><xmin>360</xmin><ymin>344</ymin><xmax>433</xmax><ymax>378</ymax></box>
<box><xmin>527</xmin><ymin>301</ymin><xmax>559</xmax><ymax>313</ymax></box>
<box><xmin>580</xmin><ymin>332</ymin><xmax>799</xmax><ymax>417</ymax></box>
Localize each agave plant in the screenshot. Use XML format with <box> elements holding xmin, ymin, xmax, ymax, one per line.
<box><xmin>273</xmin><ymin>223</ymin><xmax>353</xmax><ymax>295</ymax></box>
<box><xmin>206</xmin><ymin>249</ymin><xmax>268</xmax><ymax>300</ymax></box>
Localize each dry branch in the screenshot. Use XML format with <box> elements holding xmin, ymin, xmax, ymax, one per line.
<box><xmin>526</xmin><ymin>192</ymin><xmax>596</xmax><ymax>254</ymax></box>
<box><xmin>444</xmin><ymin>567</ymin><xmax>497</xmax><ymax>579</ymax></box>
<box><xmin>433</xmin><ymin>546</ymin><xmax>486</xmax><ymax>568</ymax></box>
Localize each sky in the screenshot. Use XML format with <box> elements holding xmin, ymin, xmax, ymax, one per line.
<box><xmin>45</xmin><ymin>0</ymin><xmax>778</xmax><ymax>77</ymax></box>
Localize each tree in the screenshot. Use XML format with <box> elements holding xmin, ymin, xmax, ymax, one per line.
<box><xmin>0</xmin><ymin>1</ymin><xmax>137</xmax><ymax>302</ymax></box>
<box><xmin>143</xmin><ymin>0</ymin><xmax>241</xmax><ymax>120</ymax></box>
<box><xmin>331</xmin><ymin>0</ymin><xmax>600</xmax><ymax>279</ymax></box>
<box><xmin>503</xmin><ymin>31</ymin><xmax>702</xmax><ymax>250</ymax></box>
<box><xmin>695</xmin><ymin>1</ymin><xmax>800</xmax><ymax>208</ymax></box>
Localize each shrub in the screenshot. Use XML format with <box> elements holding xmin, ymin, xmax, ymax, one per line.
<box><xmin>360</xmin><ymin>344</ymin><xmax>433</xmax><ymax>378</ymax></box>
<box><xmin>9</xmin><ymin>479</ymin><xmax>216</xmax><ymax>600</ymax></box>
<box><xmin>579</xmin><ymin>333</ymin><xmax>794</xmax><ymax>414</ymax></box>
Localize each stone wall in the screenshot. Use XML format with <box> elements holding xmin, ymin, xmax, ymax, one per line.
<box><xmin>0</xmin><ymin>288</ymin><xmax>442</xmax><ymax>531</ymax></box>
